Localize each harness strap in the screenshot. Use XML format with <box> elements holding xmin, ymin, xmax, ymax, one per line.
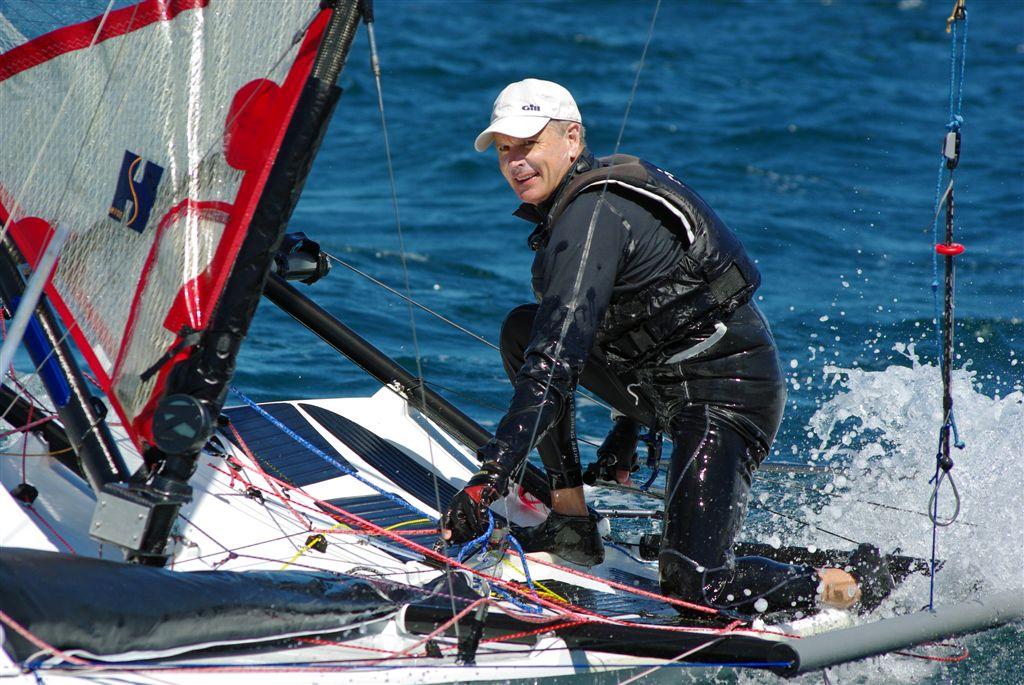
<box><xmin>605</xmin><ymin>263</ymin><xmax>751</xmax><ymax>367</ymax></box>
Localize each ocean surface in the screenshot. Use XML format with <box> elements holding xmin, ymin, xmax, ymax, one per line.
<box><xmin>230</xmin><ymin>1</ymin><xmax>1024</xmax><ymax>683</ymax></box>
<box><xmin>6</xmin><ymin>0</ymin><xmax>1018</xmax><ymax>683</ymax></box>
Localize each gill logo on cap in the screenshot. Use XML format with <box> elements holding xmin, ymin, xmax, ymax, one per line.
<box><xmin>521</xmin><ymin>104</ymin><xmax>541</xmax><ymax>111</ymax></box>
<box><xmin>108</xmin><ymin>150</ymin><xmax>164</xmax><ymax>233</ymax></box>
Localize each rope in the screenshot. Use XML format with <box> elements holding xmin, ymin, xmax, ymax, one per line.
<box><xmin>227</xmin><ymin>386</ymin><xmax>434</xmax><ymax>521</ymax></box>
<box><xmin>0</xmin><ymin>608</ymin><xmax>89</xmax><ymax>666</ymax></box>
<box><xmin>227</xmin><ymin>422</ymin><xmax>312</xmax><ymax>531</ymax></box>
<box><xmin>205</xmin><ymin>457</ymin><xmax>764</xmax><ymax>635</ymax></box>
<box><xmin>926</xmin><ymin>2</ymin><xmax>969</xmax><ymax>612</ymax></box>
<box><xmin>455</xmin><ymin>511</ymin><xmax>495</xmax><ymax>563</ymax></box>
<box><xmin>616</xmin><ymin>636</ymin><xmax>727</xmax><ymax>685</ymax></box>
<box><xmin>359</xmin><ymin>10</ymin><xmax>463</xmax><ymax>629</ymax></box>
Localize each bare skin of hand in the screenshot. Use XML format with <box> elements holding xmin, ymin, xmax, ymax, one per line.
<box><xmin>818</xmin><ymin>568</ymin><xmax>861</xmax><ymax>609</ymax></box>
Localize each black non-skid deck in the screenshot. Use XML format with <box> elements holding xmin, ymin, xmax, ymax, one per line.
<box><xmin>222</xmin><ymin>403</ymin><xmax>350</xmax><ymax>487</ymax></box>
<box><xmin>222</xmin><ymin>401</ymin><xmax>458</xmax><ymax>513</ymax></box>
<box><xmin>320</xmin><ymin>493</ymin><xmax>437</xmax><ymax>548</ymax></box>
<box><xmin>300</xmin><ymin>402</ymin><xmax>458</xmax><ymax>510</ymax></box>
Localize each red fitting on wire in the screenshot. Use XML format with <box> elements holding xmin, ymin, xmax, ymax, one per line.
<box><xmin>935</xmin><ymin>243</ymin><xmax>965</xmax><ymax>256</ymax></box>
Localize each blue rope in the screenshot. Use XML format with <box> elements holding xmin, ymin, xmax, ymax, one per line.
<box><xmin>451</xmin><ymin>512</ymin><xmax>543</xmax><ymax>615</ymax></box>
<box><xmin>229</xmin><ymin>388</ymin><xmax>547</xmax><ymax>615</ymax></box>
<box><xmin>227</xmin><ymin>386</ymin><xmax>434</xmax><ymax>522</ymax></box>
<box><xmin>605</xmin><ymin>541</ymin><xmax>651</xmax><ymax>566</ymax></box>
<box><xmin>455</xmin><ymin>510</ymin><xmax>495</xmax><ymax>563</ymax></box>
<box><xmin>27</xmin><ymin>659</ymin><xmax>793</xmax><ymax>672</ymax></box>
<box><xmin>489</xmin><ymin>583</ymin><xmax>544</xmax><ymax>615</ymax></box>
<box><xmin>928</xmin><ymin>13</ymin><xmax>968</xmax><ymax>451</ymax></box>
<box><xmin>504</xmin><ymin>531</ymin><xmax>539</xmax><ymax>596</ymax></box>
<box><xmin>926</xmin><ymin>8</ymin><xmax>969</xmax><ymax>611</ymax></box>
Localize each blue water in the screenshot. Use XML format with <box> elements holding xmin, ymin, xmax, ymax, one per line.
<box><xmin>238</xmin><ymin>1</ymin><xmax>1023</xmax><ymax>682</ymax></box>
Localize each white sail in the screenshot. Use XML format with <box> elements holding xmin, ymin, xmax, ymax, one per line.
<box><xmin>0</xmin><ymin>0</ymin><xmax>327</xmax><ymax>450</ymax></box>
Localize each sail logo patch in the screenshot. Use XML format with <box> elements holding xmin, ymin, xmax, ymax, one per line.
<box><xmin>108</xmin><ymin>150</ymin><xmax>164</xmax><ymax>233</ymax></box>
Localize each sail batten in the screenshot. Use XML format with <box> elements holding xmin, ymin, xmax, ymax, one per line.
<box><xmin>0</xmin><ymin>0</ymin><xmax>337</xmax><ymax>454</ymax></box>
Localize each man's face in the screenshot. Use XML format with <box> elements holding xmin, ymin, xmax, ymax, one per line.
<box><xmin>495</xmin><ymin>122</ymin><xmax>581</xmax><ymax>205</ymax></box>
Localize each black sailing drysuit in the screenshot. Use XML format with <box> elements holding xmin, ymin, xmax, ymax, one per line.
<box><xmin>480</xmin><ymin>149</ymin><xmax>821</xmax><ymax>615</ymax></box>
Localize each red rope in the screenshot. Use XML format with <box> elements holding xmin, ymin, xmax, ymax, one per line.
<box><xmin>0</xmin><ymin>608</ymin><xmax>89</xmax><ymax>665</ymax></box>
<box><xmin>521</xmin><ymin>553</ymin><xmax>717</xmax><ymax>616</ymax></box>
<box><xmin>0</xmin><ymin>413</ymin><xmax>55</xmax><ymax>440</ymax></box>
<box><xmin>295</xmin><ymin>636</ymin><xmax>404</xmax><ymax>657</ymax></box>
<box><xmin>894</xmin><ymin>641</ymin><xmax>970</xmax><ymax>663</ymax></box>
<box><xmin>205</xmin><ymin>461</ymin><xmax>798</xmax><ymax>641</ymax></box>
<box><xmin>227</xmin><ymin>423</ymin><xmax>312</xmax><ymax>531</ymax></box>
<box><xmin>368</xmin><ymin>597</ymin><xmax>490</xmax><ymax>665</ymax></box>
<box><xmin>25</xmin><ymin>505</ymin><xmax>77</xmax><ymax>554</ymax></box>
<box><xmin>480</xmin><ymin>618</ymin><xmax>590</xmax><ymax>644</ymax></box>
<box><xmin>21</xmin><ymin>402</ymin><xmax>33</xmax><ymax>481</ymax></box>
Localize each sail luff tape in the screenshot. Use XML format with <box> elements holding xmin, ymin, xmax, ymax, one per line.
<box><xmin>0</xmin><ymin>224</ymin><xmax>73</xmax><ymax>379</ymax></box>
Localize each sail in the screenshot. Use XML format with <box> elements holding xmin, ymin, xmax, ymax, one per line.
<box><xmin>0</xmin><ymin>1</ymin><xmax>334</xmax><ymax>450</ymax></box>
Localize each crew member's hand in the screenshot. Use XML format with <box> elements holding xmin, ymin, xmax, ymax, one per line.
<box><xmin>439</xmin><ymin>464</ymin><xmax>508</xmax><ymax>545</ymax></box>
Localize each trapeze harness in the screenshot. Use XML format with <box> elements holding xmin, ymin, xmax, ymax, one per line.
<box><xmin>495</xmin><ymin>151</ymin><xmax>821</xmax><ymax>613</ymax></box>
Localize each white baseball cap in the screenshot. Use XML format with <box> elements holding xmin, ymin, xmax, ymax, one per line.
<box><xmin>474</xmin><ymin>79</ymin><xmax>581</xmax><ymax>152</ymax></box>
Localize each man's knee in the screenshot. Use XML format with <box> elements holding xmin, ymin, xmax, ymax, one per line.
<box><xmin>499</xmin><ymin>304</ymin><xmax>537</xmax><ymax>357</ymax></box>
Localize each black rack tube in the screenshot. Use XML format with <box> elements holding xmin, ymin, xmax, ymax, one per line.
<box><xmin>262</xmin><ymin>274</ymin><xmax>551</xmax><ymax>506</ymax></box>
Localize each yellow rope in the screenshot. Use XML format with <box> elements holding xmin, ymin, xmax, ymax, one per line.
<box><xmin>0</xmin><ymin>447</ymin><xmax>74</xmax><ymax>457</ymax></box>
<box><xmin>279</xmin><ymin>522</ymin><xmax>349</xmax><ymax>570</ymax></box>
<box><xmin>500</xmin><ymin>557</ymin><xmax>568</xmax><ymax>604</ymax></box>
<box><xmin>279</xmin><ymin>518</ymin><xmax>429</xmax><ymax>569</ymax></box>
<box><xmin>384</xmin><ymin>518</ymin><xmax>430</xmax><ymax>531</ymax></box>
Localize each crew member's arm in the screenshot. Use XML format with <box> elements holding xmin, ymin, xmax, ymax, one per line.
<box><xmin>441</xmin><ymin>190</ymin><xmax>627</xmax><ymax>542</ymax></box>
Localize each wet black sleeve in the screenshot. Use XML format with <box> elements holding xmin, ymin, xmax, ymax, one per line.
<box><xmin>483</xmin><ymin>190</ymin><xmax>627</xmax><ymax>477</ymax></box>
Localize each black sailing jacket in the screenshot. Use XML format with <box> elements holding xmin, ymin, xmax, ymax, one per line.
<box><xmin>481</xmin><ymin>149</ymin><xmax>785</xmax><ymax>478</ymax></box>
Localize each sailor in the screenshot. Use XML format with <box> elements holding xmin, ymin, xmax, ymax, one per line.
<box><xmin>440</xmin><ymin>79</ymin><xmax>893</xmax><ymax>614</ymax></box>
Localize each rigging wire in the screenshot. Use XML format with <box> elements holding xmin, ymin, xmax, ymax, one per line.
<box><xmin>357</xmin><ymin>7</ymin><xmax>464</xmax><ymax>633</ymax></box>
<box><xmin>325</xmin><ymin>251</ymin><xmax>498</xmax><ymax>350</ymax></box>
<box><xmin>323</xmin><ymin>249</ymin><xmax>619</xmax><ymax>416</ymax></box>
<box><xmin>503</xmin><ymin>0</ymin><xmax>663</xmax><ymax>524</ymax></box>
<box><xmin>926</xmin><ymin>0</ymin><xmax>968</xmax><ymax>612</ymax></box>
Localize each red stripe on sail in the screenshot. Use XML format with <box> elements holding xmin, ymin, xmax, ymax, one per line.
<box><xmin>2</xmin><ymin>6</ymin><xmax>332</xmax><ymax>453</ymax></box>
<box><xmin>110</xmin><ymin>199</ymin><xmax>234</xmax><ymax>384</ymax></box>
<box><xmin>0</xmin><ymin>0</ymin><xmax>208</xmax><ymax>83</ymax></box>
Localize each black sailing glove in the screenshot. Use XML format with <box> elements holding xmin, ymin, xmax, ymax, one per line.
<box><xmin>439</xmin><ymin>459</ymin><xmax>510</xmax><ymax>545</ymax></box>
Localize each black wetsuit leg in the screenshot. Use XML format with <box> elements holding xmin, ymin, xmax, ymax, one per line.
<box><xmin>658</xmin><ymin>404</ymin><xmax>820</xmax><ymax>614</ymax></box>
<box><xmin>499</xmin><ymin>304</ymin><xmax>656</xmax><ymax>490</ymax></box>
